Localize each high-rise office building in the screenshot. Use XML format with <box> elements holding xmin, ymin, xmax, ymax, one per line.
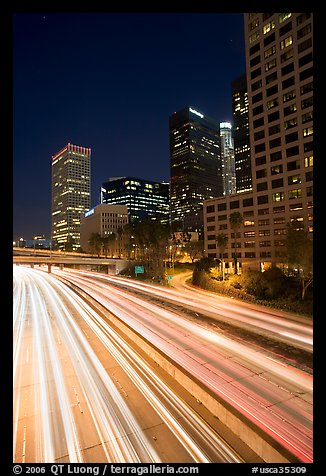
<box><xmin>101</xmin><ymin>176</ymin><xmax>169</xmax><ymax>224</ymax></box>
<box><xmin>220</xmin><ymin>122</ymin><xmax>236</xmax><ymax>195</ymax></box>
<box><xmin>169</xmin><ymin>106</ymin><xmax>222</xmax><ymax>234</ymax></box>
<box><xmin>231</xmin><ymin>74</ymin><xmax>252</xmax><ymax>193</ymax></box>
<box><xmin>204</xmin><ymin>12</ymin><xmax>313</xmax><ymax>272</ymax></box>
<box><xmin>51</xmin><ymin>143</ymin><xmax>91</xmax><ymax>251</ymax></box>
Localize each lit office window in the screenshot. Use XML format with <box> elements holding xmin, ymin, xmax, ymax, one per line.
<box><xmin>279</xmin><ymin>13</ymin><xmax>292</xmax><ymax>23</ymax></box>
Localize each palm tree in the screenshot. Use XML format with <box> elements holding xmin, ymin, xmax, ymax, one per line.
<box><xmin>215</xmin><ymin>233</ymin><xmax>228</xmax><ymax>280</ymax></box>
<box><xmin>229</xmin><ymin>211</ymin><xmax>243</xmax><ymax>274</ymax></box>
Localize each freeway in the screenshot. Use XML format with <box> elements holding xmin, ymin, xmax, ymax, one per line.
<box><xmin>52</xmin><ymin>267</ymin><xmax>313</xmax><ymax>463</ymax></box>
<box><xmin>62</xmin><ymin>269</ymin><xmax>312</xmax><ymax>353</ymax></box>
<box><xmin>114</xmin><ymin>274</ymin><xmax>313</xmax><ymax>352</ymax></box>
<box><xmin>13</xmin><ymin>266</ymin><xmax>245</xmax><ymax>464</ymax></box>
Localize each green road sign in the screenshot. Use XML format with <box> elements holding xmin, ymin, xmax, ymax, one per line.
<box><xmin>135</xmin><ymin>265</ymin><xmax>144</xmax><ymax>274</ymax></box>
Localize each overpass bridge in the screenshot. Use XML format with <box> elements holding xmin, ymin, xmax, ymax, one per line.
<box><xmin>13</xmin><ymin>248</ymin><xmax>130</xmax><ymax>274</ymax></box>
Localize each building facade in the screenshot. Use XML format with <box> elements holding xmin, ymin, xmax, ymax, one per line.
<box><xmin>101</xmin><ymin>177</ymin><xmax>169</xmax><ymax>224</ymax></box>
<box><xmin>80</xmin><ymin>204</ymin><xmax>129</xmax><ymax>256</ymax></box>
<box><xmin>51</xmin><ymin>143</ymin><xmax>91</xmax><ymax>251</ymax></box>
<box><xmin>220</xmin><ymin>122</ymin><xmax>236</xmax><ymax>195</ymax></box>
<box><xmin>169</xmin><ymin>106</ymin><xmax>223</xmax><ymax>234</ymax></box>
<box><xmin>231</xmin><ymin>74</ymin><xmax>252</xmax><ymax>193</ymax></box>
<box><xmin>204</xmin><ymin>12</ymin><xmax>313</xmax><ymax>272</ymax></box>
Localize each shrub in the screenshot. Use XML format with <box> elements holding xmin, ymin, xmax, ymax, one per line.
<box><xmin>191</xmin><ymin>265</ymin><xmax>312</xmax><ymax>317</ymax></box>
<box><xmin>228</xmin><ymin>274</ymin><xmax>242</xmax><ymax>289</ymax></box>
<box><xmin>194</xmin><ymin>257</ymin><xmax>217</xmax><ymax>272</ymax></box>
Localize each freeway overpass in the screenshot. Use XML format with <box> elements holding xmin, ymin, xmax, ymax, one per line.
<box><xmin>13</xmin><ymin>248</ymin><xmax>130</xmax><ymax>274</ymax></box>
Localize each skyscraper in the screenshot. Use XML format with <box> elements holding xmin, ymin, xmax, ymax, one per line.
<box><xmin>220</xmin><ymin>122</ymin><xmax>236</xmax><ymax>195</ymax></box>
<box><xmin>101</xmin><ymin>176</ymin><xmax>169</xmax><ymax>224</ymax></box>
<box><xmin>169</xmin><ymin>106</ymin><xmax>222</xmax><ymax>234</ymax></box>
<box><xmin>51</xmin><ymin>143</ymin><xmax>91</xmax><ymax>251</ymax></box>
<box><xmin>203</xmin><ymin>12</ymin><xmax>313</xmax><ymax>272</ymax></box>
<box><xmin>231</xmin><ymin>74</ymin><xmax>252</xmax><ymax>193</ymax></box>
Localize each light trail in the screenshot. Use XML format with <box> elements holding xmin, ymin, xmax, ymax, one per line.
<box><xmin>13</xmin><ymin>265</ymin><xmax>242</xmax><ymax>463</ymax></box>
<box><xmin>54</xmin><ymin>268</ymin><xmax>313</xmax><ymax>463</ymax></box>
<box><xmin>73</xmin><ymin>270</ymin><xmax>312</xmax><ymax>352</ymax></box>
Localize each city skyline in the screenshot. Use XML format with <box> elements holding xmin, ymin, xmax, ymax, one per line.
<box><xmin>13</xmin><ymin>12</ymin><xmax>245</xmax><ymax>240</ymax></box>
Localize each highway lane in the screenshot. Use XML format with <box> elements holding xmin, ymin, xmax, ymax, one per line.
<box><xmin>60</xmin><ymin>269</ymin><xmax>312</xmax><ymax>352</ymax></box>
<box><xmin>53</xmin><ymin>267</ymin><xmax>313</xmax><ymax>463</ymax></box>
<box><xmin>13</xmin><ymin>265</ymin><xmax>244</xmax><ymax>463</ymax></box>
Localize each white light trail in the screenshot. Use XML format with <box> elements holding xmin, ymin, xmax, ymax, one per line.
<box><xmin>55</xmin><ymin>268</ymin><xmax>313</xmax><ymax>463</ymax></box>
<box><xmin>13</xmin><ymin>265</ymin><xmax>242</xmax><ymax>463</ymax></box>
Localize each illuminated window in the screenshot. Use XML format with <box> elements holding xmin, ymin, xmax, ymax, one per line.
<box><xmin>289</xmin><ymin>189</ymin><xmax>302</xmax><ymax>199</ymax></box>
<box><xmin>258</xmin><ymin>219</ymin><xmax>269</xmax><ymax>226</ymax></box>
<box><xmin>244</xmin><ymin>220</ymin><xmax>255</xmax><ymax>226</ymax></box>
<box><xmin>279</xmin><ymin>13</ymin><xmax>292</xmax><ymax>23</ymax></box>
<box><xmin>264</xmin><ymin>45</ymin><xmax>276</xmax><ymax>58</ymax></box>
<box><xmin>284</xmin><ymin>118</ymin><xmax>297</xmax><ymax>130</ymax></box>
<box><xmin>249</xmin><ymin>18</ymin><xmax>259</xmax><ymax>30</ymax></box>
<box><xmin>280</xmin><ymin>35</ymin><xmax>293</xmax><ymax>49</ymax></box>
<box><xmin>303</xmin><ymin>127</ymin><xmax>313</xmax><ymax>137</ymax></box>
<box><xmin>249</xmin><ymin>31</ymin><xmax>260</xmax><ymax>44</ymax></box>
<box><xmin>274</xmin><ymin>228</ymin><xmax>287</xmax><ymax>235</ymax></box>
<box><xmin>259</xmin><ymin>229</ymin><xmax>270</xmax><ymax>236</ymax></box>
<box><xmin>272</xmin><ymin>192</ymin><xmax>284</xmax><ymax>202</ymax></box>
<box><xmin>271</xmin><ymin>164</ymin><xmax>283</xmax><ymax>175</ymax></box>
<box><xmin>263</xmin><ymin>21</ymin><xmax>275</xmax><ymax>34</ymax></box>
<box><xmin>265</xmin><ymin>58</ymin><xmax>277</xmax><ymax>72</ymax></box>
<box><xmin>283</xmin><ymin>89</ymin><xmax>295</xmax><ymax>102</ymax></box>
<box><xmin>305</xmin><ymin>155</ymin><xmax>313</xmax><ymax>167</ymax></box>
<box><xmin>289</xmin><ymin>203</ymin><xmax>302</xmax><ymax>211</ymax></box>
<box><xmin>267</xmin><ymin>98</ymin><xmax>278</xmax><ymax>110</ymax></box>
<box><xmin>259</xmin><ymin>241</ymin><xmax>271</xmax><ymax>247</ymax></box>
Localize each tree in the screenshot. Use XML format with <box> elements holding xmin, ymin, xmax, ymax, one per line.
<box><xmin>215</xmin><ymin>233</ymin><xmax>228</xmax><ymax>280</ymax></box>
<box><xmin>88</xmin><ymin>232</ymin><xmax>102</xmax><ymax>257</ymax></box>
<box><xmin>229</xmin><ymin>211</ymin><xmax>243</xmax><ymax>274</ymax></box>
<box><xmin>123</xmin><ymin>223</ymin><xmax>136</xmax><ymax>259</ymax></box>
<box><xmin>169</xmin><ymin>231</ymin><xmax>192</xmax><ymax>264</ymax></box>
<box><xmin>129</xmin><ymin>218</ymin><xmax>171</xmax><ymax>280</ymax></box>
<box><xmin>194</xmin><ymin>256</ymin><xmax>217</xmax><ymax>272</ymax></box>
<box><xmin>116</xmin><ymin>226</ymin><xmax>124</xmax><ymax>258</ymax></box>
<box><xmin>184</xmin><ymin>239</ymin><xmax>204</xmax><ymax>262</ymax></box>
<box><xmin>285</xmin><ymin>221</ymin><xmax>313</xmax><ymax>300</ymax></box>
<box><xmin>102</xmin><ymin>232</ymin><xmax>116</xmax><ymax>258</ymax></box>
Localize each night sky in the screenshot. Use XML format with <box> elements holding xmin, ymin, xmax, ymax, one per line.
<box><xmin>13</xmin><ymin>12</ymin><xmax>246</xmax><ymax>240</ymax></box>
